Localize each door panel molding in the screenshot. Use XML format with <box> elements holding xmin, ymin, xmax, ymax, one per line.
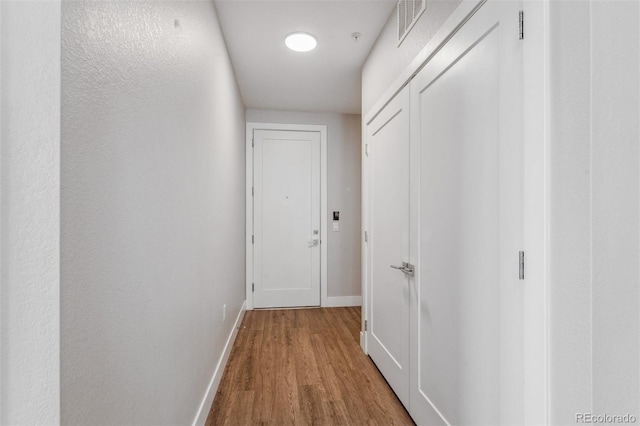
<box><xmin>246</xmin><ymin>122</ymin><xmax>327</xmax><ymax>310</ymax></box>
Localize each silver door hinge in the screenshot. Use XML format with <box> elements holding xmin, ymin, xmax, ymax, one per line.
<box><xmin>518</xmin><ymin>10</ymin><xmax>524</xmax><ymax>40</ymax></box>
<box><xmin>252</xmin><ymin>235</ymin><xmax>254</xmax><ymax>244</ymax></box>
<box><xmin>252</xmin><ymin>138</ymin><xmax>254</xmax><ymax>148</ymax></box>
<box><xmin>364</xmin><ymin>231</ymin><xmax>368</xmax><ymax>243</ymax></box>
<box><xmin>364</xmin><ymin>320</ymin><xmax>368</xmax><ymax>331</ymax></box>
<box><xmin>252</xmin><ymin>187</ymin><xmax>254</xmax><ymax>196</ymax></box>
<box><xmin>365</xmin><ymin>144</ymin><xmax>369</xmax><ymax>156</ymax></box>
<box><xmin>519</xmin><ymin>251</ymin><xmax>525</xmax><ymax>280</ymax></box>
<box><xmin>252</xmin><ymin>283</ymin><xmax>254</xmax><ymax>292</ymax></box>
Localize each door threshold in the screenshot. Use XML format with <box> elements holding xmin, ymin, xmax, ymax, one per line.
<box><xmin>253</xmin><ymin>306</ymin><xmax>321</xmax><ymax>311</ymax></box>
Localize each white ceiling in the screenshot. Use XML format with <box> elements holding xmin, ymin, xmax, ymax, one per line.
<box><xmin>214</xmin><ymin>0</ymin><xmax>396</xmax><ymax>114</ymax></box>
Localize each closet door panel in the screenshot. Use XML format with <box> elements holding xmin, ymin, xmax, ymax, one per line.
<box><xmin>409</xmin><ymin>1</ymin><xmax>524</xmax><ymax>424</ymax></box>
<box><xmin>366</xmin><ymin>86</ymin><xmax>411</xmax><ymax>408</ymax></box>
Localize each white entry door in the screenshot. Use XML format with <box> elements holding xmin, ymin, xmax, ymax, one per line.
<box><xmin>409</xmin><ymin>1</ymin><xmax>524</xmax><ymax>424</ymax></box>
<box><xmin>253</xmin><ymin>129</ymin><xmax>321</xmax><ymax>308</ymax></box>
<box><xmin>366</xmin><ymin>86</ymin><xmax>411</xmax><ymax>408</ymax></box>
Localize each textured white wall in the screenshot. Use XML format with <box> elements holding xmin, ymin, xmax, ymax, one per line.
<box><xmin>246</xmin><ymin>109</ymin><xmax>361</xmax><ymax>298</ymax></box>
<box><xmin>61</xmin><ymin>1</ymin><xmax>245</xmax><ymax>424</ymax></box>
<box><xmin>361</xmin><ymin>0</ymin><xmax>460</xmax><ymax>115</ymax></box>
<box><xmin>548</xmin><ymin>1</ymin><xmax>639</xmax><ymax>423</ymax></box>
<box><xmin>0</xmin><ymin>1</ymin><xmax>61</xmax><ymax>423</ymax></box>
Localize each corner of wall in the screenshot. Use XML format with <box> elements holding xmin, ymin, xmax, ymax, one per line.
<box><xmin>1</xmin><ymin>1</ymin><xmax>62</xmax><ymax>423</ymax></box>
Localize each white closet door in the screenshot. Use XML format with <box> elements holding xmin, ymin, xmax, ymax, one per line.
<box><xmin>366</xmin><ymin>86</ymin><xmax>411</xmax><ymax>408</ymax></box>
<box><xmin>409</xmin><ymin>1</ymin><xmax>524</xmax><ymax>425</ymax></box>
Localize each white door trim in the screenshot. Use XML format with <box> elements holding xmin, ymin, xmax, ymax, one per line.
<box><xmin>521</xmin><ymin>1</ymin><xmax>550</xmax><ymax>424</ymax></box>
<box><xmin>361</xmin><ymin>0</ymin><xmax>549</xmax><ymax>423</ymax></box>
<box><xmin>246</xmin><ymin>122</ymin><xmax>328</xmax><ymax>310</ymax></box>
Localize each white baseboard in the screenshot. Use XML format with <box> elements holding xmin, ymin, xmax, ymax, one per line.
<box><xmin>323</xmin><ymin>295</ymin><xmax>362</xmax><ymax>307</ymax></box>
<box><xmin>192</xmin><ymin>300</ymin><xmax>246</xmax><ymax>426</ymax></box>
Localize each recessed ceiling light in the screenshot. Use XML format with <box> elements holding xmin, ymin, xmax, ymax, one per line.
<box><xmin>285</xmin><ymin>32</ymin><xmax>317</xmax><ymax>52</ymax></box>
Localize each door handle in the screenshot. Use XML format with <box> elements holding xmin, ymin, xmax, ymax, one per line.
<box><xmin>390</xmin><ymin>262</ymin><xmax>414</xmax><ymax>277</ymax></box>
<box><xmin>308</xmin><ymin>229</ymin><xmax>319</xmax><ymax>247</ymax></box>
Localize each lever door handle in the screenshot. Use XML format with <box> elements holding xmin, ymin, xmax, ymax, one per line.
<box><xmin>390</xmin><ymin>262</ymin><xmax>414</xmax><ymax>277</ymax></box>
<box><xmin>308</xmin><ymin>239</ymin><xmax>319</xmax><ymax>248</ymax></box>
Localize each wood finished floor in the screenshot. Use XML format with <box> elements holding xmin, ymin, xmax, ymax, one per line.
<box><xmin>206</xmin><ymin>307</ymin><xmax>414</xmax><ymax>425</ymax></box>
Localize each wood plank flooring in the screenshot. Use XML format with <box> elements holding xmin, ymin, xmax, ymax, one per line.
<box><xmin>206</xmin><ymin>307</ymin><xmax>414</xmax><ymax>425</ymax></box>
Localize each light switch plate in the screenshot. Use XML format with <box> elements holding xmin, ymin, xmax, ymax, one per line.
<box><xmin>332</xmin><ymin>222</ymin><xmax>339</xmax><ymax>232</ymax></box>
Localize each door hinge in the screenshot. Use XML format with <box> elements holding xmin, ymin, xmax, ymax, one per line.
<box><xmin>252</xmin><ymin>187</ymin><xmax>254</xmax><ymax>196</ymax></box>
<box><xmin>364</xmin><ymin>320</ymin><xmax>368</xmax><ymax>331</ymax></box>
<box><xmin>252</xmin><ymin>283</ymin><xmax>255</xmax><ymax>292</ymax></box>
<box><xmin>518</xmin><ymin>10</ymin><xmax>524</xmax><ymax>40</ymax></box>
<box><xmin>252</xmin><ymin>235</ymin><xmax>254</xmax><ymax>244</ymax></box>
<box><xmin>252</xmin><ymin>138</ymin><xmax>254</xmax><ymax>148</ymax></box>
<box><xmin>365</xmin><ymin>144</ymin><xmax>369</xmax><ymax>156</ymax></box>
<box><xmin>364</xmin><ymin>231</ymin><xmax>368</xmax><ymax>243</ymax></box>
<box><xmin>519</xmin><ymin>251</ymin><xmax>525</xmax><ymax>280</ymax></box>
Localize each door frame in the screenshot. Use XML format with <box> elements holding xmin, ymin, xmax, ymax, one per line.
<box><xmin>245</xmin><ymin>122</ymin><xmax>328</xmax><ymax>310</ymax></box>
<box><xmin>361</xmin><ymin>0</ymin><xmax>549</xmax><ymax>423</ymax></box>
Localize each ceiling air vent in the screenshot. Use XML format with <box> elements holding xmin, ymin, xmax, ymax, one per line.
<box><xmin>397</xmin><ymin>0</ymin><xmax>426</xmax><ymax>46</ymax></box>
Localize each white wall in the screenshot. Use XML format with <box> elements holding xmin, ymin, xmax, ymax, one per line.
<box><xmin>548</xmin><ymin>1</ymin><xmax>639</xmax><ymax>423</ymax></box>
<box><xmin>246</xmin><ymin>109</ymin><xmax>361</xmax><ymax>300</ymax></box>
<box><xmin>61</xmin><ymin>1</ymin><xmax>245</xmax><ymax>424</ymax></box>
<box><xmin>0</xmin><ymin>2</ymin><xmax>61</xmax><ymax>423</ymax></box>
<box><xmin>361</xmin><ymin>0</ymin><xmax>460</xmax><ymax>115</ymax></box>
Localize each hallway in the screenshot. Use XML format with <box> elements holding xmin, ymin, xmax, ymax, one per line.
<box><xmin>2</xmin><ymin>0</ymin><xmax>640</xmax><ymax>424</ymax></box>
<box><xmin>206</xmin><ymin>308</ymin><xmax>413</xmax><ymax>425</ymax></box>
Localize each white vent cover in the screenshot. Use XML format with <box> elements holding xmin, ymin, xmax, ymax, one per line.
<box><xmin>397</xmin><ymin>0</ymin><xmax>426</xmax><ymax>45</ymax></box>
